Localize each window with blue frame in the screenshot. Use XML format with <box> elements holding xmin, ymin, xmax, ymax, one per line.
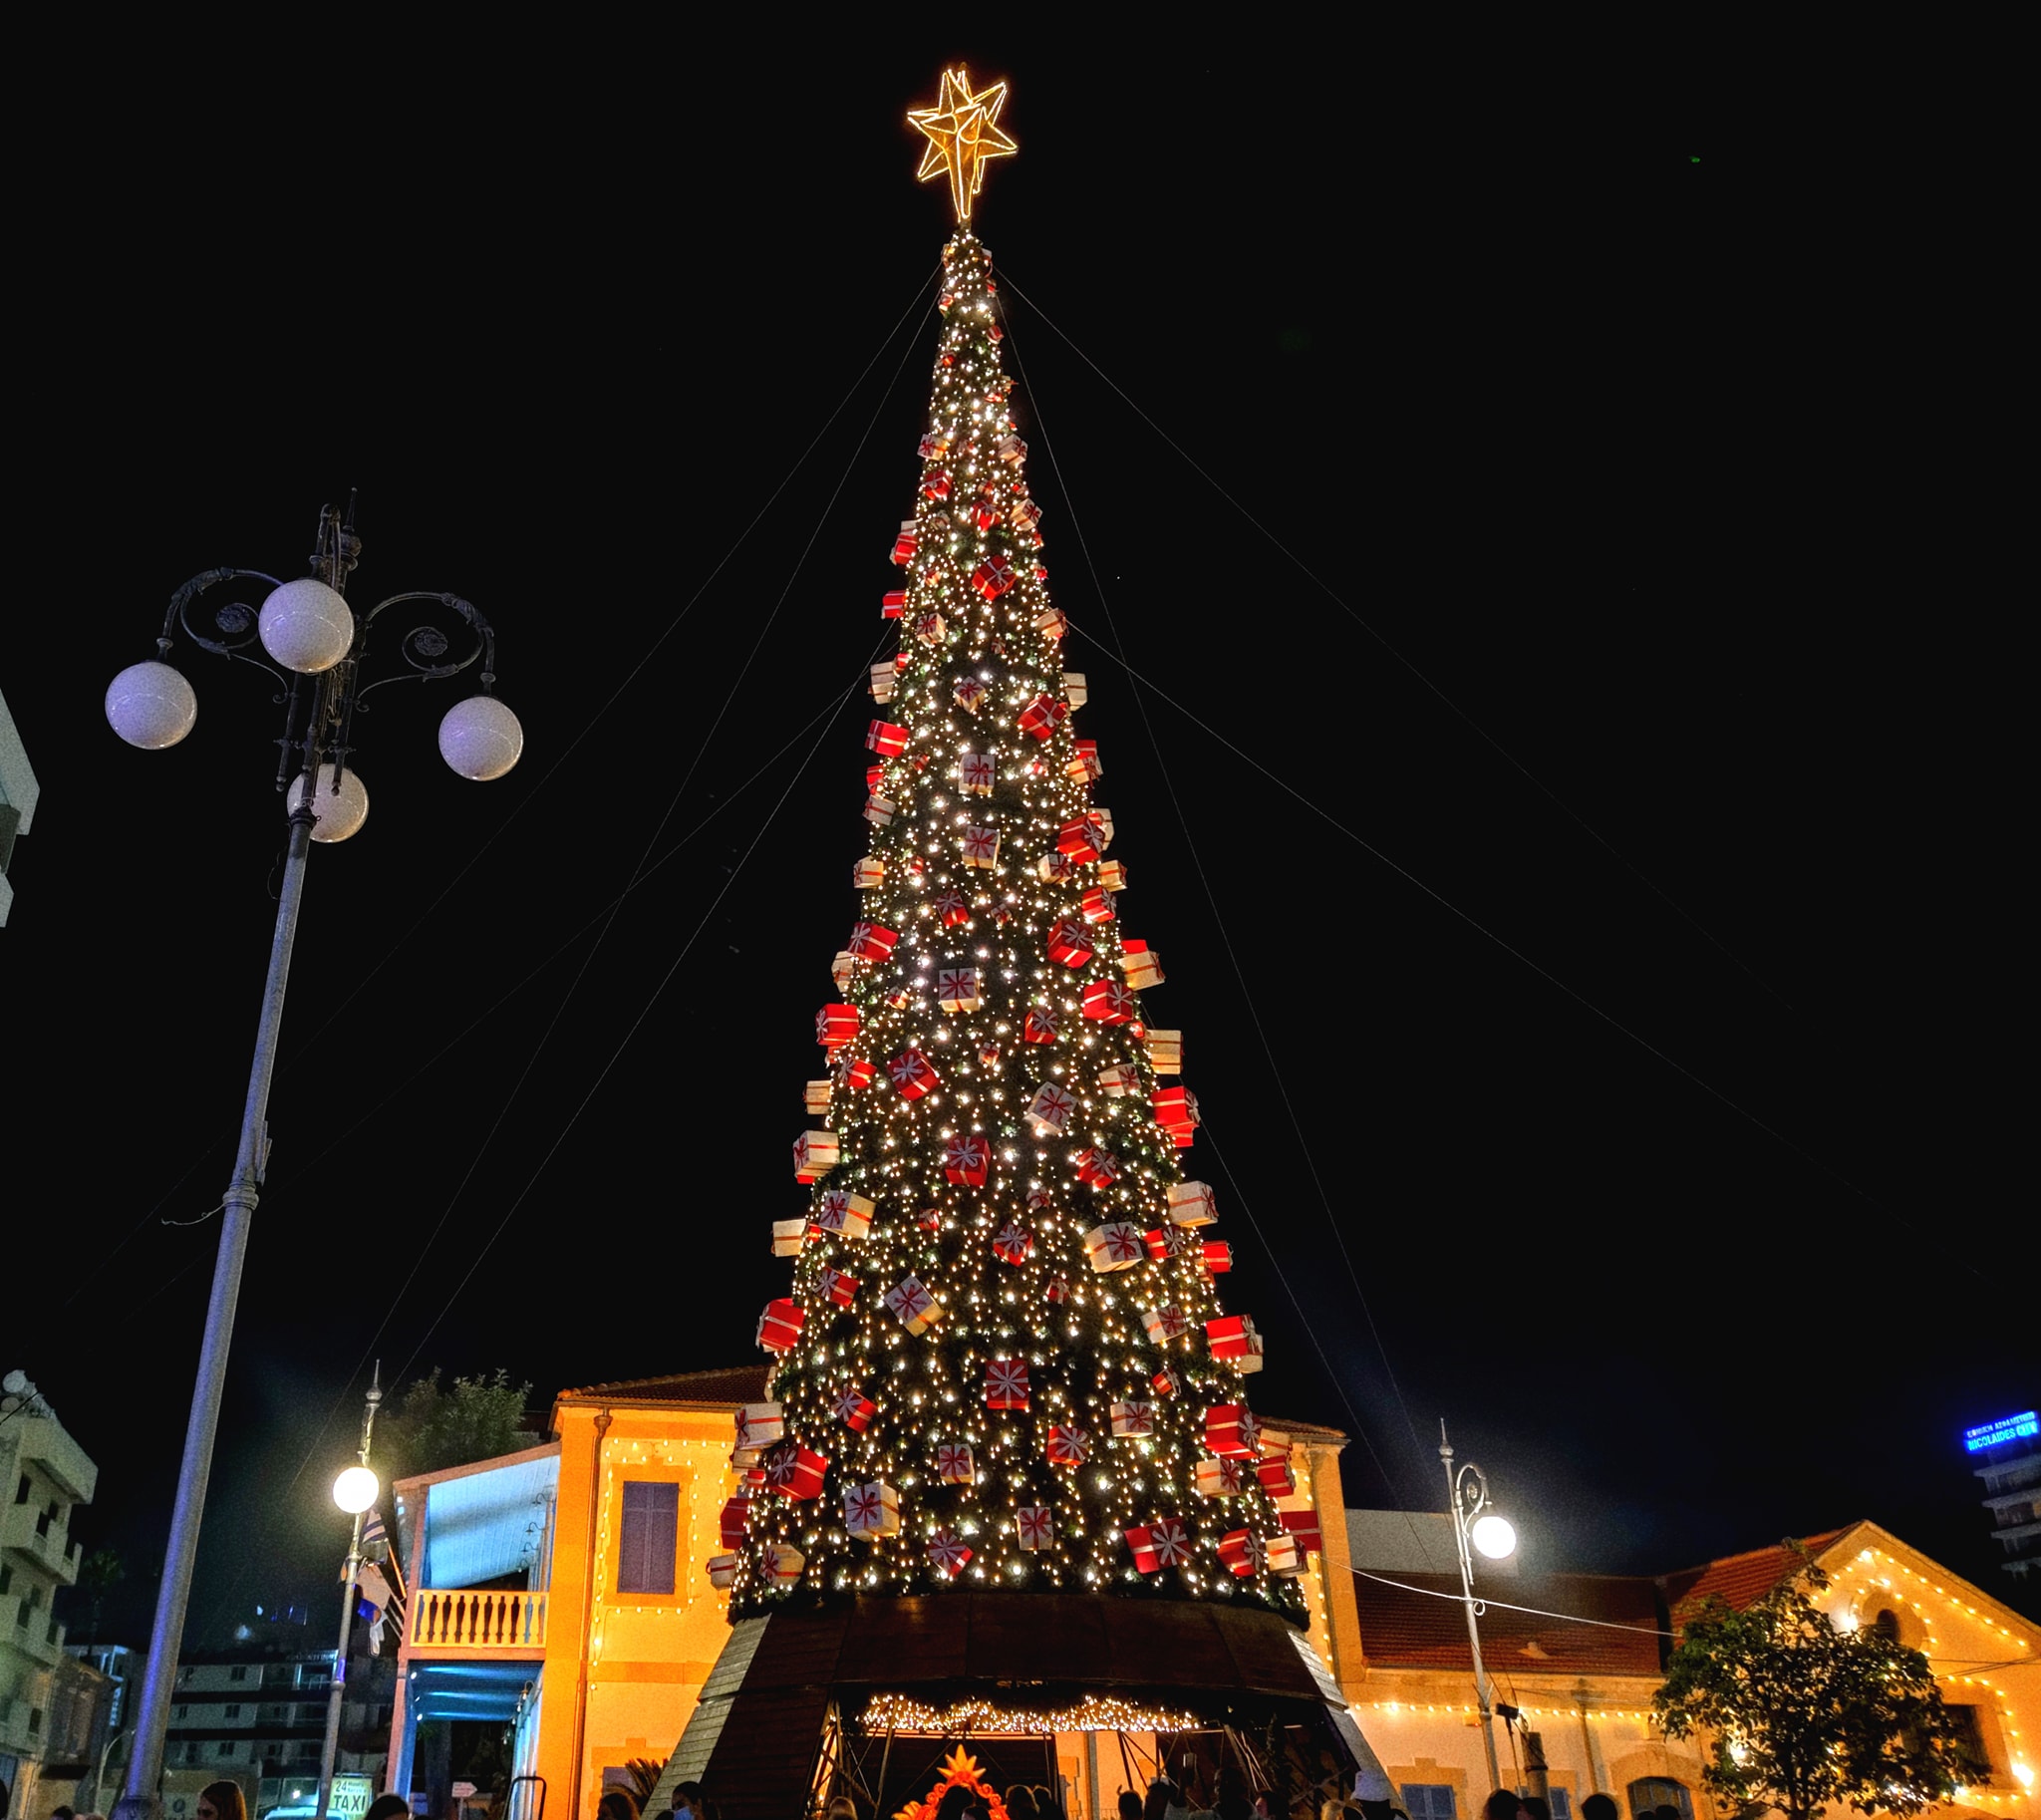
<box><xmin>1403</xmin><ymin>1787</ymin><xmax>1458</xmax><ymax>1820</ymax></box>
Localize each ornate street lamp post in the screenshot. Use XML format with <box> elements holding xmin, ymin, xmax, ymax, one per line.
<box><xmin>315</xmin><ymin>1369</ymin><xmax>384</xmax><ymax>1820</ymax></box>
<box><xmin>107</xmin><ymin>499</ymin><xmax>521</xmax><ymax>1820</ymax></box>
<box><xmin>1441</xmin><ymin>1420</ymin><xmax>1520</xmax><ymax>1796</ymax></box>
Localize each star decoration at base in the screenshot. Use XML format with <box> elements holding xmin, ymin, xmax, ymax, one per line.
<box><xmin>908</xmin><ymin>66</ymin><xmax>1017</xmax><ymax>223</ymax></box>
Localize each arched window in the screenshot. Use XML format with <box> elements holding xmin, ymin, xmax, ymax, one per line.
<box><xmin>1626</xmin><ymin>1779</ymin><xmax>1693</xmax><ymax>1820</ymax></box>
<box><xmin>1874</xmin><ymin>1608</ymin><xmax>1902</xmax><ymax>1644</ymax></box>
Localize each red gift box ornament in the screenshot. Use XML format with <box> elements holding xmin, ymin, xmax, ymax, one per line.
<box><xmin>884</xmin><ymin>1274</ymin><xmax>943</xmax><ymax>1336</ymax></box>
<box><xmin>935</xmin><ymin>889</ymin><xmax>971</xmax><ymax>927</ymax></box>
<box><xmin>1022</xmin><ymin>1003</ymin><xmax>1060</xmax><ymax>1045</ymax></box>
<box><xmin>848</xmin><ymin>921</ymin><xmax>899</xmax><ymax>962</ymax></box>
<box><xmin>1018</xmin><ymin>694</ymin><xmax>1066</xmax><ymax>742</ymax></box>
<box><xmin>834</xmin><ymin>1384</ymin><xmax>877</xmax><ymax>1431</ymax></box>
<box><xmin>1045</xmin><ymin>1273</ymin><xmax>1071</xmax><ymax>1305</ymax></box>
<box><xmin>1125</xmin><ymin>1525</ymin><xmax>1162</xmax><ymax>1574</ymax></box>
<box><xmin>1205</xmin><ymin>1315</ymin><xmax>1264</xmax><ymax>1371</ymax></box>
<box><xmin>765</xmin><ymin>1442</ymin><xmax>828</xmax><ymax>1501</ymax></box>
<box><xmin>972</xmin><ymin>556</ymin><xmax>1017</xmax><ymax>600</ymax></box>
<box><xmin>1045</xmin><ymin>1424</ymin><xmax>1091</xmax><ymax>1466</ymax></box>
<box><xmin>844</xmin><ymin>1479</ymin><xmax>901</xmax><ymax>1540</ymax></box>
<box><xmin>1120</xmin><ymin>940</ymin><xmax>1165</xmax><ymax>990</ymax></box>
<box><xmin>943</xmin><ymin>1132</ymin><xmax>991</xmax><ymax>1186</ymax></box>
<box><xmin>1047</xmin><ymin>918</ymin><xmax>1094</xmax><ymax>968</ymax></box>
<box><xmin>980</xmin><ymin>1040</ymin><xmax>1002</xmax><ymax>1065</ymax></box>
<box><xmin>1110</xmin><ymin>1399</ymin><xmax>1155</xmax><ymax>1437</ymax></box>
<box><xmin>1205</xmin><ymin>1403</ymin><xmax>1263</xmax><ymax>1458</ymax></box>
<box><xmin>1152</xmin><ymin>1364</ymin><xmax>1181</xmax><ymax>1398</ymax></box>
<box><xmin>975</xmin><ymin>493</ymin><xmax>1003</xmax><ymax>532</ymax></box>
<box><xmin>1080</xmin><ymin>886</ymin><xmax>1116</xmax><ymax>925</ymax></box>
<box><xmin>881</xmin><ymin>588</ymin><xmax>907</xmax><ymax>619</ymax></box>
<box><xmin>985</xmin><ymin>1358</ymin><xmax>1030</xmax><ymax>1409</ymax></box>
<box><xmin>1026</xmin><ymin>1080</ymin><xmax>1077</xmax><ymax>1135</ymax></box>
<box><xmin>792</xmin><ymin>1130</ymin><xmax>840</xmax><ymax>1183</ymax></box>
<box><xmin>1081</xmin><ymin>980</ymin><xmax>1138</xmax><ymax>1025</ymax></box>
<box><xmin>718</xmin><ymin>1494</ymin><xmax>752</xmax><ymax>1550</ymax></box>
<box><xmin>1071</xmin><ymin>1144</ymin><xmax>1121</xmax><ymax>1188</ymax></box>
<box><xmin>869</xmin><ymin>664</ymin><xmax>896</xmax><ymax>705</ymax></box>
<box><xmin>1281</xmin><ymin>1507</ymin><xmax>1325</xmax><ymax>1557</ymax></box>
<box><xmin>935</xmin><ymin>1440</ymin><xmax>976</xmax><ymax>1484</ymax></box>
<box><xmin>1056</xmin><ymin>816</ymin><xmax>1102</xmax><ymax>863</ymax></box>
<box><xmin>923</xmin><ymin>467</ymin><xmax>952</xmax><ymax>500</ymax></box>
<box><xmin>918</xmin><ymin>1206</ymin><xmax>943</xmax><ymax>1232</ymax></box>
<box><xmin>1194</xmin><ymin>1455</ymin><xmax>1248</xmax><ymax>1499</ymax></box>
<box><xmin>959</xmin><ymin>823</ymin><xmax>1000</xmax><ymax>868</ymax></box>
<box><xmin>1218</xmin><ymin>1528</ymin><xmax>1267</xmax><ymax>1578</ymax></box>
<box><xmin>937</xmin><ymin>967</ymin><xmax>981</xmax><ymax>1013</ymax></box>
<box><xmin>1082</xmin><ymin>1220</ymin><xmax>1144</xmax><ymax>1273</ymax></box>
<box><xmin>1016</xmin><ymin>1505</ymin><xmax>1053</xmax><ymax>1551</ymax></box>
<box><xmin>958</xmin><ymin>750</ymin><xmax>995</xmax><ymax>795</ymax></box>
<box><xmin>1025</xmin><ymin>1186</ymin><xmax>1054</xmax><ymax>1212</ymax></box>
<box><xmin>992</xmin><ymin>1222</ymin><xmax>1033</xmax><ymax>1266</ymax></box>
<box><xmin>840</xmin><ymin>1055</ymin><xmax>877</xmax><ymax>1090</ymax></box>
<box><xmin>816</xmin><ymin>1004</ymin><xmax>860</xmax><ymax>1050</ymax></box>
<box><xmin>1141</xmin><ymin>1305</ymin><xmax>1190</xmax><ymax>1345</ymax></box>
<box><xmin>820</xmin><ymin>1268</ymin><xmax>859</xmax><ymax>1308</ymax></box>
<box><xmin>755</xmin><ymin>1298</ymin><xmax>805</xmax><ymax>1355</ymax></box>
<box><xmin>888</xmin><ymin>1048</ymin><xmax>941</xmax><ymax>1100</ymax></box>
<box><xmin>1143</xmin><ymin>1227</ymin><xmax>1188</xmax><ymax>1263</ymax></box>
<box><xmin>1151</xmin><ymin>1516</ymin><xmax>1193</xmax><ymax>1566</ymax></box>
<box><xmin>1256</xmin><ymin>1456</ymin><xmax>1297</xmax><ymax>1497</ymax></box>
<box><xmin>954</xmin><ymin>675</ymin><xmax>989</xmax><ymax>715</ymax></box>
<box><xmin>1153</xmin><ymin>1086</ymin><xmax>1199</xmax><ymax>1135</ymax></box>
<box><xmin>891</xmin><ymin>521</ymin><xmax>919</xmax><ymax>565</ymax></box>
<box><xmin>865</xmin><ymin>720</ymin><xmax>912</xmax><ymax>758</ymax></box>
<box><xmin>1201</xmin><ymin>1240</ymin><xmax>1234</xmax><ymax>1275</ymax></box>
<box><xmin>927</xmin><ymin>1527</ymin><xmax>973</xmax><ymax>1579</ymax></box>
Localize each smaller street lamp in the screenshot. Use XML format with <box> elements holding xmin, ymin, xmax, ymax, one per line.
<box><xmin>1441</xmin><ymin>1420</ymin><xmax>1518</xmax><ymax>1795</ymax></box>
<box><xmin>314</xmin><ymin>1368</ymin><xmax>384</xmax><ymax>1820</ymax></box>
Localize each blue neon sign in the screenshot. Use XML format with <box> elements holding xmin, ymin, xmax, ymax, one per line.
<box><xmin>1964</xmin><ymin>1410</ymin><xmax>2039</xmax><ymax>1452</ymax></box>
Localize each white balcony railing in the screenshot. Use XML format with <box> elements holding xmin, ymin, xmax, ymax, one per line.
<box><xmin>407</xmin><ymin>1587</ymin><xmax>547</xmax><ymax>1653</ymax></box>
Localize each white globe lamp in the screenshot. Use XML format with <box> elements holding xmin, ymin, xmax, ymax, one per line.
<box><xmin>1470</xmin><ymin>1512</ymin><xmax>1517</xmax><ymax>1561</ymax></box>
<box><xmin>259</xmin><ymin>578</ymin><xmax>356</xmax><ymax>674</ymax></box>
<box><xmin>106</xmin><ymin>661</ymin><xmax>199</xmax><ymax>750</ymax></box>
<box><xmin>438</xmin><ymin>694</ymin><xmax>524</xmax><ymax>780</ymax></box>
<box><xmin>288</xmin><ymin>765</ymin><xmax>371</xmax><ymax>842</ymax></box>
<box><xmin>332</xmin><ymin>1465</ymin><xmax>379</xmax><ymax>1515</ymax></box>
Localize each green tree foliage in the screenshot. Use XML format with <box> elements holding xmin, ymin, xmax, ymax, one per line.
<box><xmin>377</xmin><ymin>1368</ymin><xmax>532</xmax><ymax>1486</ymax></box>
<box><xmin>1654</xmin><ymin>1553</ymin><xmax>1978</xmax><ymax>1820</ymax></box>
<box><xmin>75</xmin><ymin>1547</ymin><xmax>126</xmax><ymax>1648</ymax></box>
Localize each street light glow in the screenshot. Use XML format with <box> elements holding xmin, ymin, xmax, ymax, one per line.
<box><xmin>333</xmin><ymin>1465</ymin><xmax>379</xmax><ymax>1514</ymax></box>
<box><xmin>1470</xmin><ymin>1513</ymin><xmax>1517</xmax><ymax>1560</ymax></box>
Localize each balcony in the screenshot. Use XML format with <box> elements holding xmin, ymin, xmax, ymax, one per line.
<box><xmin>0</xmin><ymin>1593</ymin><xmax>64</xmax><ymax>1666</ymax></box>
<box><xmin>405</xmin><ymin>1587</ymin><xmax>547</xmax><ymax>1657</ymax></box>
<box><xmin>0</xmin><ymin>1500</ymin><xmax>84</xmax><ymax>1584</ymax></box>
<box><xmin>15</xmin><ymin>1415</ymin><xmax>98</xmax><ymax>1503</ymax></box>
<box><xmin>0</xmin><ymin>1693</ymin><xmax>42</xmax><ymax>1754</ymax></box>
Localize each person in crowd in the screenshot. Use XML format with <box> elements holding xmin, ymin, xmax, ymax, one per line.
<box><xmin>1523</xmin><ymin>1799</ymin><xmax>1552</xmax><ymax>1820</ymax></box>
<box><xmin>1119</xmin><ymin>1792</ymin><xmax>1145</xmax><ymax>1820</ymax></box>
<box><xmin>197</xmin><ymin>1784</ymin><xmax>247</xmax><ymax>1820</ymax></box>
<box><xmin>1484</xmin><ymin>1794</ymin><xmax>1527</xmax><ymax>1820</ymax></box>
<box><xmin>1653</xmin><ymin>1805</ymin><xmax>1681</xmax><ymax>1820</ymax></box>
<box><xmin>1030</xmin><ymin>1790</ymin><xmax>1063</xmax><ymax>1820</ymax></box>
<box><xmin>1580</xmin><ymin>1798</ymin><xmax>1618</xmax><ymax>1820</ymax></box>
<box><xmin>1006</xmin><ymin>1788</ymin><xmax>1039</xmax><ymax>1820</ymax></box>
<box><xmin>823</xmin><ymin>1797</ymin><xmax>858</xmax><ymax>1820</ymax></box>
<box><xmin>594</xmin><ymin>1789</ymin><xmax>639</xmax><ymax>1820</ymax></box>
<box><xmin>1145</xmin><ymin>1780</ymin><xmax>1192</xmax><ymax>1820</ymax></box>
<box><xmin>933</xmin><ymin>1787</ymin><xmax>977</xmax><ymax>1820</ymax></box>
<box><xmin>366</xmin><ymin>1796</ymin><xmax>413</xmax><ymax>1820</ymax></box>
<box><xmin>672</xmin><ymin>1785</ymin><xmax>706</xmax><ymax>1820</ymax></box>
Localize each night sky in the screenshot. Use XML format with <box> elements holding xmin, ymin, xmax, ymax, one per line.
<box><xmin>7</xmin><ymin>37</ymin><xmax>2031</xmax><ymax>1661</ymax></box>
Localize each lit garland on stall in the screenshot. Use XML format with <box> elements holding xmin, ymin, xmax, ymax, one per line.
<box><xmin>716</xmin><ymin>130</ymin><xmax>1319</xmax><ymax>1622</ymax></box>
<box><xmin>860</xmin><ymin>1691</ymin><xmax>1203</xmax><ymax>1736</ymax></box>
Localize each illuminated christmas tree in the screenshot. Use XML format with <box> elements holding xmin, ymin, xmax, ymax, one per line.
<box><xmin>713</xmin><ymin>68</ymin><xmax>1321</xmax><ymax>1627</ymax></box>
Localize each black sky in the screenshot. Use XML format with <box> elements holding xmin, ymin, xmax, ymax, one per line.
<box><xmin>7</xmin><ymin>34</ymin><xmax>2031</xmax><ymax>1652</ymax></box>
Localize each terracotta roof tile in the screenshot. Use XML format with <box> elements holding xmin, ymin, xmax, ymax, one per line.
<box><xmin>554</xmin><ymin>1365</ymin><xmax>770</xmax><ymax>1406</ymax></box>
<box><xmin>1661</xmin><ymin>1527</ymin><xmax>1857</xmax><ymax>1617</ymax></box>
<box><xmin>1351</xmin><ymin>1568</ymin><xmax>1665</xmax><ymax>1677</ymax></box>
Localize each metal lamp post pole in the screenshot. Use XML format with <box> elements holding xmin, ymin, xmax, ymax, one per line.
<box><xmin>314</xmin><ymin>1371</ymin><xmax>384</xmax><ymax>1820</ymax></box>
<box><xmin>1442</xmin><ymin>1422</ymin><xmax>1504</xmax><ymax>1795</ymax></box>
<box><xmin>106</xmin><ymin>500</ymin><xmax>519</xmax><ymax>1820</ymax></box>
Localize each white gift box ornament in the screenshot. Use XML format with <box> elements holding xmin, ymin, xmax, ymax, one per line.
<box><xmin>734</xmin><ymin>1402</ymin><xmax>784</xmax><ymax>1450</ymax></box>
<box><xmin>844</xmin><ymin>1480</ymin><xmax>901</xmax><ymax>1540</ymax></box>
<box><xmin>830</xmin><ymin>951</ymin><xmax>858</xmax><ymax>990</ymax></box>
<box><xmin>935</xmin><ymin>1440</ymin><xmax>976</xmax><ymax>1484</ymax></box>
<box><xmin>804</xmin><ymin>1079</ymin><xmax>834</xmax><ymax>1114</ymax></box>
<box><xmin>1083</xmin><ymin>1220</ymin><xmax>1145</xmax><ymax>1273</ymax></box>
<box><xmin>1168</xmin><ymin>1181</ymin><xmax>1218</xmax><ymax>1229</ymax></box>
<box><xmin>1097</xmin><ymin>859</ymin><xmax>1128</xmax><ymax>893</ymax></box>
<box><xmin>1110</xmin><ymin>1400</ymin><xmax>1155</xmax><ymax>1437</ymax></box>
<box><xmin>854</xmin><ymin>857</ymin><xmax>885</xmax><ymax>889</ymax></box>
<box><xmin>869</xmin><ymin>664</ymin><xmax>897</xmax><ymax>704</ymax></box>
<box><xmin>1026</xmin><ymin>1080</ymin><xmax>1077</xmax><ymax>1135</ymax></box>
<box><xmin>958</xmin><ymin>750</ymin><xmax>995</xmax><ymax>795</ymax></box>
<box><xmin>706</xmin><ymin>1552</ymin><xmax>739</xmax><ymax>1589</ymax></box>
<box><xmin>813</xmin><ymin>1188</ymin><xmax>874</xmax><ymax>1240</ymax></box>
<box><xmin>770</xmin><ymin>1218</ymin><xmax>808</xmax><ymax>1258</ymax></box>
<box><xmin>1061</xmin><ymin>671</ymin><xmax>1087</xmax><ymax>708</ymax></box>
<box><xmin>1097</xmin><ymin>1063</ymin><xmax>1139</xmax><ymax>1096</ymax></box>
<box><xmin>960</xmin><ymin>824</ymin><xmax>1000</xmax><ymax>868</ymax></box>
<box><xmin>937</xmin><ymin>967</ymin><xmax>982</xmax><ymax>1013</ymax></box>
<box><xmin>1145</xmin><ymin>1029</ymin><xmax>1182</xmax><ymax>1073</ymax></box>
<box><xmin>1120</xmin><ymin>939</ymin><xmax>1164</xmax><ymax>990</ymax></box>
<box><xmin>765</xmin><ymin>1543</ymin><xmax>805</xmax><ymax>1586</ymax></box>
